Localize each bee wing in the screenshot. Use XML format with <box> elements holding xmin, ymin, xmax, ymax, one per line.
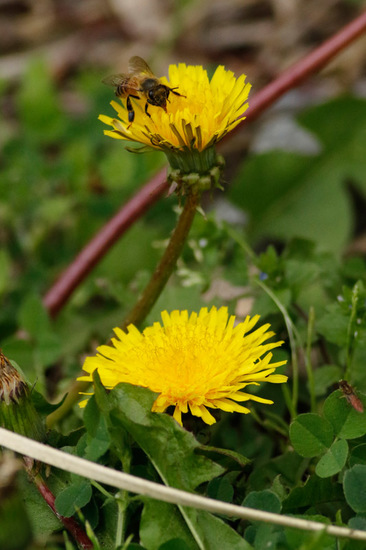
<box><xmin>102</xmin><ymin>73</ymin><xmax>129</xmax><ymax>87</ymax></box>
<box><xmin>128</xmin><ymin>56</ymin><xmax>155</xmax><ymax>77</ymax></box>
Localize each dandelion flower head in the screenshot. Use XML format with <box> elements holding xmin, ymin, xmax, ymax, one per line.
<box><xmin>99</xmin><ymin>61</ymin><xmax>251</xmax><ymax>155</ymax></box>
<box><xmin>79</xmin><ymin>307</ymin><xmax>287</xmax><ymax>426</ymax></box>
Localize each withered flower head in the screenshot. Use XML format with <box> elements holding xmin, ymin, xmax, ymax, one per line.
<box><xmin>0</xmin><ymin>350</ymin><xmax>45</xmax><ymax>441</ymax></box>
<box><xmin>0</xmin><ymin>351</ymin><xmax>28</xmax><ymax>406</ymax></box>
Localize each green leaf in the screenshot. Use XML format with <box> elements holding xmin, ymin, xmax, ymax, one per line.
<box><xmin>248</xmin><ymin>451</ymin><xmax>307</xmax><ymax>491</ymax></box>
<box><xmin>284</xmin><ymin>516</ymin><xmax>333</xmax><ymax>550</ymax></box>
<box><xmin>54</xmin><ymin>480</ymin><xmax>92</xmax><ymax>518</ymax></box>
<box><xmin>93</xmin><ymin>499</ymin><xmax>120</xmax><ymax>550</ymax></box>
<box><xmin>31</xmin><ymin>390</ymin><xmax>67</xmax><ymax>415</ymax></box>
<box><xmin>207</xmin><ymin>477</ymin><xmax>234</xmax><ymax>503</ymax></box>
<box><xmin>283</xmin><ymin>476</ymin><xmax>344</xmax><ymax>513</ymax></box>
<box><xmin>312</xmin><ymin>365</ymin><xmax>342</xmax><ymax>397</ymax></box>
<box><xmin>20</xmin><ymin>475</ymin><xmax>62</xmax><ymax>537</ymax></box>
<box><xmin>35</xmin><ymin>331</ymin><xmax>62</xmax><ymax>367</ymax></box>
<box><xmin>289</xmin><ymin>414</ymin><xmax>334</xmax><ymax>457</ymax></box>
<box><xmin>323</xmin><ymin>390</ymin><xmax>366</xmax><ymax>439</ymax></box>
<box><xmin>182</xmin><ymin>509</ymin><xmax>253</xmax><ymax>550</ymax></box>
<box><xmin>298</xmin><ymin>97</ymin><xmax>366</xmax><ymax>180</ymax></box>
<box><xmin>159</xmin><ymin>540</ymin><xmax>192</xmax><ymax>550</ymax></box>
<box><xmin>94</xmin><ymin>381</ymin><xmax>223</xmax><ymax>491</ymax></box>
<box><xmin>18</xmin><ymin>294</ymin><xmax>50</xmax><ymax>338</ymax></box>
<box><xmin>141</xmin><ymin>500</ymin><xmax>253</xmax><ymax>550</ymax></box>
<box><xmin>348</xmin><ymin>514</ymin><xmax>366</xmax><ymax>532</ymax></box>
<box><xmin>350</xmin><ymin>444</ymin><xmax>366</xmax><ymax>467</ymax></box>
<box><xmin>198</xmin><ymin>444</ymin><xmax>251</xmax><ymax>469</ymax></box>
<box><xmin>242</xmin><ymin>490</ymin><xmax>281</xmax><ymax>515</ymax></box>
<box><xmin>0</xmin><ymin>249</ymin><xmax>11</xmax><ymax>295</ymax></box>
<box><xmin>83</xmin><ymin>397</ymin><xmax>111</xmax><ymax>461</ymax></box>
<box><xmin>140</xmin><ymin>501</ymin><xmax>196</xmax><ymax>550</ymax></box>
<box><xmin>230</xmin><ymin>151</ymin><xmax>351</xmax><ymax>253</ymax></box>
<box><xmin>230</xmin><ymin>98</ymin><xmax>366</xmax><ymax>253</ymax></box>
<box><xmin>316</xmin><ymin>304</ymin><xmax>349</xmax><ymax>346</ymax></box>
<box><xmin>315</xmin><ymin>439</ymin><xmax>348</xmax><ymax>478</ymax></box>
<box><xmin>94</xmin><ymin>380</ymin><xmax>250</xmax><ymax>549</ymax></box>
<box><xmin>343</xmin><ymin>465</ymin><xmax>366</xmax><ymax>513</ymax></box>
<box><xmin>16</xmin><ymin>58</ymin><xmax>65</xmax><ymax>142</ymax></box>
<box><xmin>245</xmin><ymin>523</ymin><xmax>281</xmax><ymax>550</ymax></box>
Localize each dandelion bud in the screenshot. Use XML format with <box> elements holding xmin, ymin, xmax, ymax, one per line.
<box><xmin>0</xmin><ymin>351</ymin><xmax>45</xmax><ymax>442</ymax></box>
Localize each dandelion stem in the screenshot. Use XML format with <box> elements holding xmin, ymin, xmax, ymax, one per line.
<box><xmin>115</xmin><ymin>491</ymin><xmax>128</xmax><ymax>547</ymax></box>
<box><xmin>121</xmin><ymin>190</ymin><xmax>201</xmax><ymax>330</ymax></box>
<box><xmin>46</xmin><ymin>380</ymin><xmax>89</xmax><ymax>429</ymax></box>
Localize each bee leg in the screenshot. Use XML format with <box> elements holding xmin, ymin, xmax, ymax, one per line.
<box><xmin>170</xmin><ymin>87</ymin><xmax>186</xmax><ymax>98</ymax></box>
<box><xmin>144</xmin><ymin>102</ymin><xmax>152</xmax><ymax>118</ymax></box>
<box><xmin>126</xmin><ymin>95</ymin><xmax>135</xmax><ymax>124</ymax></box>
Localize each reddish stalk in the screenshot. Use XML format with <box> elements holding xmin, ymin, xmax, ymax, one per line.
<box><xmin>42</xmin><ymin>12</ymin><xmax>366</xmax><ymax>318</ymax></box>
<box><xmin>35</xmin><ymin>475</ymin><xmax>93</xmax><ymax>549</ymax></box>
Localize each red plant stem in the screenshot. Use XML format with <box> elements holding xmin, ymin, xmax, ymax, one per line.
<box><xmin>35</xmin><ymin>476</ymin><xmax>93</xmax><ymax>549</ymax></box>
<box><xmin>42</xmin><ymin>12</ymin><xmax>366</xmax><ymax>318</ymax></box>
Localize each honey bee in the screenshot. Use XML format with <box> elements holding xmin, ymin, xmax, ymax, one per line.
<box><xmin>339</xmin><ymin>380</ymin><xmax>364</xmax><ymax>413</ymax></box>
<box><xmin>102</xmin><ymin>56</ymin><xmax>185</xmax><ymax>125</ymax></box>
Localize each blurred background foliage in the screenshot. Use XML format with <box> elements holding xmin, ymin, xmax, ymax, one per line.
<box><xmin>1</xmin><ymin>1</ymin><xmax>366</xmax><ymax>549</ymax></box>
<box><xmin>1</xmin><ymin>0</ymin><xmax>366</xmax><ymax>403</ymax></box>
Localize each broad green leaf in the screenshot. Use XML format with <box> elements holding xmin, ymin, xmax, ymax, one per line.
<box><xmin>348</xmin><ymin>514</ymin><xmax>366</xmax><ymax>532</ymax></box>
<box><xmin>250</xmin><ymin>451</ymin><xmax>308</xmax><ymax>492</ymax></box>
<box><xmin>230</xmin><ymin>151</ymin><xmax>351</xmax><ymax>253</ymax></box>
<box><xmin>16</xmin><ymin>59</ymin><xmax>65</xmax><ymax>142</ymax></box>
<box><xmin>246</xmin><ymin>523</ymin><xmax>281</xmax><ymax>550</ymax></box>
<box><xmin>94</xmin><ymin>379</ymin><xmax>250</xmax><ymax>550</ymax></box>
<box><xmin>94</xmin><ymin>380</ymin><xmax>223</xmax><ymax>491</ymax></box>
<box><xmin>315</xmin><ymin>439</ymin><xmax>348</xmax><ymax>478</ymax></box>
<box><xmin>298</xmin><ymin>97</ymin><xmax>366</xmax><ymax>184</ymax></box>
<box><xmin>283</xmin><ymin>476</ymin><xmax>344</xmax><ymax>513</ymax></box>
<box><xmin>230</xmin><ymin>98</ymin><xmax>366</xmax><ymax>253</ymax></box>
<box><xmin>0</xmin><ymin>249</ymin><xmax>11</xmax><ymax>295</ymax></box>
<box><xmin>285</xmin><ymin>515</ymin><xmax>333</xmax><ymax>550</ymax></box>
<box><xmin>316</xmin><ymin>304</ymin><xmax>349</xmax><ymax>346</ymax></box>
<box><xmin>0</xmin><ymin>483</ymin><xmax>33</xmax><ymax>550</ymax></box>
<box><xmin>159</xmin><ymin>540</ymin><xmax>192</xmax><ymax>550</ymax></box>
<box><xmin>83</xmin><ymin>397</ymin><xmax>111</xmax><ymax>461</ymax></box>
<box><xmin>343</xmin><ymin>465</ymin><xmax>366</xmax><ymax>513</ymax></box>
<box><xmin>35</xmin><ymin>331</ymin><xmax>62</xmax><ymax>367</ymax></box>
<box><xmin>289</xmin><ymin>414</ymin><xmax>334</xmax><ymax>457</ymax></box>
<box><xmin>54</xmin><ymin>480</ymin><xmax>92</xmax><ymax>518</ymax></box>
<box><xmin>182</xmin><ymin>509</ymin><xmax>253</xmax><ymax>550</ymax></box>
<box><xmin>140</xmin><ymin>501</ymin><xmax>196</xmax><ymax>550</ymax></box>
<box><xmin>20</xmin><ymin>475</ymin><xmax>62</xmax><ymax>536</ymax></box>
<box><xmin>18</xmin><ymin>294</ymin><xmax>50</xmax><ymax>338</ymax></box>
<box><xmin>242</xmin><ymin>490</ymin><xmax>281</xmax><ymax>515</ymax></box>
<box><xmin>312</xmin><ymin>365</ymin><xmax>342</xmax><ymax>397</ymax></box>
<box><xmin>323</xmin><ymin>390</ymin><xmax>366</xmax><ymax>439</ymax></box>
<box><xmin>141</xmin><ymin>500</ymin><xmax>253</xmax><ymax>550</ymax></box>
<box><xmin>94</xmin><ymin>499</ymin><xmax>120</xmax><ymax>550</ymax></box>
<box><xmin>207</xmin><ymin>477</ymin><xmax>234</xmax><ymax>503</ymax></box>
<box><xmin>198</xmin><ymin>444</ymin><xmax>251</xmax><ymax>469</ymax></box>
<box><xmin>350</xmin><ymin>444</ymin><xmax>366</xmax><ymax>467</ymax></box>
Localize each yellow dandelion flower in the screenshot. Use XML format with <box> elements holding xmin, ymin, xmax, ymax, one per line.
<box><xmin>99</xmin><ymin>60</ymin><xmax>251</xmax><ymax>191</ymax></box>
<box><xmin>78</xmin><ymin>307</ymin><xmax>287</xmax><ymax>426</ymax></box>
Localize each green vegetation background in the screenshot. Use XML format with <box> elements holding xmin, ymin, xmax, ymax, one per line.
<box><xmin>1</xmin><ymin>51</ymin><xmax>366</xmax><ymax>550</ymax></box>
